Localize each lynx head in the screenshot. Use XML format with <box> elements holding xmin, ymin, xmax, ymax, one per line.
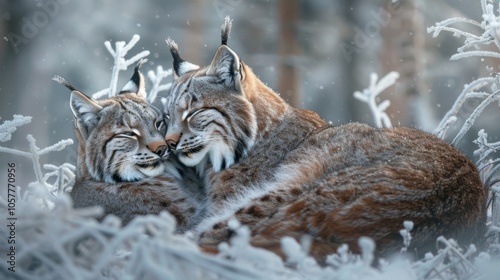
<box><xmin>163</xmin><ymin>17</ymin><xmax>264</xmax><ymax>173</ymax></box>
<box><xmin>55</xmin><ymin>60</ymin><xmax>168</xmax><ymax>183</ymax></box>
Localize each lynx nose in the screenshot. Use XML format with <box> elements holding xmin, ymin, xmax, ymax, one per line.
<box><xmin>147</xmin><ymin>141</ymin><xmax>168</xmax><ymax>157</ymax></box>
<box><xmin>154</xmin><ymin>145</ymin><xmax>167</xmax><ymax>157</ymax></box>
<box><xmin>165</xmin><ymin>133</ymin><xmax>181</xmax><ymax>150</ymax></box>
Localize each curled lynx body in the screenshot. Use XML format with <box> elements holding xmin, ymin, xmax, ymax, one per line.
<box><xmin>201</xmin><ymin>122</ymin><xmax>485</xmax><ymax>259</ymax></box>
<box><xmin>163</xmin><ymin>32</ymin><xmax>487</xmax><ymax>261</ymax></box>
<box><xmin>71</xmin><ymin>175</ymin><xmax>206</xmax><ymax>231</ymax></box>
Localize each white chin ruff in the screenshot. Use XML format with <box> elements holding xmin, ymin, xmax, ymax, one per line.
<box><xmin>138</xmin><ymin>162</ymin><xmax>165</xmax><ymax>178</ymax></box>
<box><xmin>178</xmin><ymin>147</ymin><xmax>208</xmax><ymax>167</ymax></box>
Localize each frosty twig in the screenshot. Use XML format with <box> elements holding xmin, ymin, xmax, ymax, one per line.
<box><xmin>0</xmin><ymin>116</ymin><xmax>75</xmax><ymax>206</ymax></box>
<box><xmin>0</xmin><ymin>115</ymin><xmax>31</xmax><ymax>143</ymax></box>
<box><xmin>147</xmin><ymin>65</ymin><xmax>173</xmax><ymax>103</ymax></box>
<box><xmin>353</xmin><ymin>71</ymin><xmax>399</xmax><ymax>129</ymax></box>
<box><xmin>93</xmin><ymin>34</ymin><xmax>150</xmax><ymax>99</ymax></box>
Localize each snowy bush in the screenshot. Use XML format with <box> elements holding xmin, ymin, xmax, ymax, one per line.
<box><xmin>2</xmin><ymin>2</ymin><xmax>500</xmax><ymax>279</ymax></box>
<box><xmin>428</xmin><ymin>0</ymin><xmax>500</xmax><ymax>249</ymax></box>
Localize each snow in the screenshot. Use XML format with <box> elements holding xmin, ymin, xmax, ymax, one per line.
<box><xmin>399</xmin><ymin>221</ymin><xmax>414</xmax><ymax>254</ymax></box>
<box><xmin>0</xmin><ymin>115</ymin><xmax>31</xmax><ymax>143</ymax></box>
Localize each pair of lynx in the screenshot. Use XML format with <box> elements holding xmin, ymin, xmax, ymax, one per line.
<box><xmin>61</xmin><ymin>18</ymin><xmax>486</xmax><ymax>262</ymax></box>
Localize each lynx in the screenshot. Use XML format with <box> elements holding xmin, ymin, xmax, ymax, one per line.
<box><xmin>162</xmin><ymin>18</ymin><xmax>487</xmax><ymax>261</ymax></box>
<box><xmin>56</xmin><ymin>62</ymin><xmax>205</xmax><ymax>231</ymax></box>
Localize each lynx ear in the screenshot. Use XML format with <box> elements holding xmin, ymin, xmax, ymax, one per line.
<box><xmin>70</xmin><ymin>91</ymin><xmax>103</xmax><ymax>140</ymax></box>
<box><xmin>207</xmin><ymin>45</ymin><xmax>242</xmax><ymax>91</ymax></box>
<box><xmin>119</xmin><ymin>58</ymin><xmax>147</xmax><ymax>99</ymax></box>
<box><xmin>52</xmin><ymin>75</ymin><xmax>102</xmax><ymax>140</ymax></box>
<box><xmin>165</xmin><ymin>38</ymin><xmax>200</xmax><ymax>77</ymax></box>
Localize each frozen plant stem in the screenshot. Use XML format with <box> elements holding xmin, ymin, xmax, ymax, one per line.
<box><xmin>451</xmin><ymin>50</ymin><xmax>500</xmax><ymax>60</ymax></box>
<box><xmin>429</xmin><ymin>3</ymin><xmax>500</xmax><ymax>271</ymax></box>
<box><xmin>399</xmin><ymin>221</ymin><xmax>414</xmax><ymax>254</ymax></box>
<box><xmin>354</xmin><ymin>72</ymin><xmax>399</xmax><ymax>128</ymax></box>
<box><xmin>94</xmin><ymin>34</ymin><xmax>150</xmax><ymax>99</ymax></box>
<box><xmin>43</xmin><ymin>163</ymin><xmax>76</xmax><ymax>195</ymax></box>
<box><xmin>0</xmin><ymin>115</ymin><xmax>32</xmax><ymax>142</ymax></box>
<box><xmin>474</xmin><ymin>129</ymin><xmax>500</xmax><ymax>169</ymax></box>
<box><xmin>452</xmin><ymin>90</ymin><xmax>500</xmax><ymax>145</ymax></box>
<box><xmin>492</xmin><ymin>187</ymin><xmax>500</xmax><ymax>236</ymax></box>
<box><xmin>0</xmin><ymin>116</ymin><xmax>74</xmax><ymax>203</ymax></box>
<box><xmin>27</xmin><ymin>135</ymin><xmax>46</xmax><ymax>188</ymax></box>
<box><xmin>427</xmin><ymin>0</ymin><xmax>500</xmax><ymax>56</ymax></box>
<box><xmin>147</xmin><ymin>65</ymin><xmax>173</xmax><ymax>103</ymax></box>
<box><xmin>434</xmin><ymin>77</ymin><xmax>495</xmax><ymax>138</ymax></box>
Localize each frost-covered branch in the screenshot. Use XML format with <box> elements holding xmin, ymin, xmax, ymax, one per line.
<box><xmin>400</xmin><ymin>221</ymin><xmax>414</xmax><ymax>254</ymax></box>
<box><xmin>411</xmin><ymin>237</ymin><xmax>481</xmax><ymax>280</ymax></box>
<box><xmin>26</xmin><ymin>135</ymin><xmax>49</xmax><ymax>188</ymax></box>
<box><xmin>431</xmin><ymin>0</ymin><xmax>500</xmax><ymax>140</ymax></box>
<box><xmin>474</xmin><ymin>131</ymin><xmax>500</xmax><ymax>245</ymax></box>
<box><xmin>0</xmin><ymin>116</ymin><xmax>75</xmax><ymax>208</ymax></box>
<box><xmin>488</xmin><ymin>186</ymin><xmax>500</xmax><ymax>249</ymax></box>
<box><xmin>39</xmin><ymin>138</ymin><xmax>74</xmax><ymax>155</ymax></box>
<box><xmin>451</xmin><ymin>50</ymin><xmax>500</xmax><ymax>60</ymax></box>
<box><xmin>89</xmin><ymin>34</ymin><xmax>172</xmax><ymax>103</ymax></box>
<box><xmin>43</xmin><ymin>163</ymin><xmax>76</xmax><ymax>195</ymax></box>
<box><xmin>354</xmin><ymin>71</ymin><xmax>399</xmax><ymax>128</ymax></box>
<box><xmin>435</xmin><ymin>117</ymin><xmax>457</xmax><ymax>139</ymax></box>
<box><xmin>0</xmin><ymin>114</ymin><xmax>31</xmax><ymax>142</ymax></box>
<box><xmin>93</xmin><ymin>34</ymin><xmax>150</xmax><ymax>99</ymax></box>
<box><xmin>429</xmin><ymin>1</ymin><xmax>500</xmax><ymax>265</ymax></box>
<box><xmin>427</xmin><ymin>0</ymin><xmax>500</xmax><ymax>59</ymax></box>
<box><xmin>451</xmin><ymin>89</ymin><xmax>500</xmax><ymax>145</ymax></box>
<box><xmin>474</xmin><ymin>130</ymin><xmax>500</xmax><ymax>169</ymax></box>
<box><xmin>491</xmin><ymin>187</ymin><xmax>500</xmax><ymax>242</ymax></box>
<box><xmin>434</xmin><ymin>77</ymin><xmax>497</xmax><ymax>138</ymax></box>
<box><xmin>147</xmin><ymin>65</ymin><xmax>173</xmax><ymax>103</ymax></box>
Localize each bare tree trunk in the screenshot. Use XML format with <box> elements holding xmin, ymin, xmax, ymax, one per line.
<box><xmin>184</xmin><ymin>0</ymin><xmax>206</xmax><ymax>64</ymax></box>
<box><xmin>380</xmin><ymin>0</ymin><xmax>431</xmax><ymax>128</ymax></box>
<box><xmin>278</xmin><ymin>0</ymin><xmax>300</xmax><ymax>107</ymax></box>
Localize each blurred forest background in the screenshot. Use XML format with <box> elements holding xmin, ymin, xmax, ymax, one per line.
<box><xmin>0</xmin><ymin>0</ymin><xmax>497</xmax><ymax>188</ymax></box>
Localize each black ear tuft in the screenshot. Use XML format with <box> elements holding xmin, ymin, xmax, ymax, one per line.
<box><xmin>54</xmin><ymin>75</ymin><xmax>103</xmax><ymax>139</ymax></box>
<box><xmin>165</xmin><ymin>38</ymin><xmax>181</xmax><ymax>71</ymax></box>
<box><xmin>119</xmin><ymin>58</ymin><xmax>147</xmax><ymax>99</ymax></box>
<box><xmin>165</xmin><ymin>38</ymin><xmax>199</xmax><ymax>77</ymax></box>
<box><xmin>52</xmin><ymin>75</ymin><xmax>78</xmax><ymax>92</ymax></box>
<box><xmin>221</xmin><ymin>16</ymin><xmax>232</xmax><ymax>45</ymax></box>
